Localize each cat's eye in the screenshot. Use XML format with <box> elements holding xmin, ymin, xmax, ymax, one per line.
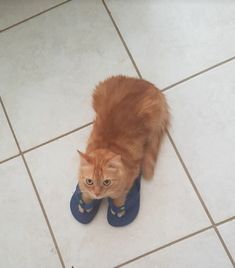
<box><xmin>85</xmin><ymin>178</ymin><xmax>94</xmax><ymax>185</ymax></box>
<box><xmin>103</xmin><ymin>179</ymin><xmax>111</xmax><ymax>186</ymax></box>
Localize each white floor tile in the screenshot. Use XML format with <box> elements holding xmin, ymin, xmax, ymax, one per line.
<box><xmin>0</xmin><ymin>157</ymin><xmax>61</xmax><ymax>268</ymax></box>
<box><xmin>0</xmin><ymin>106</ymin><xmax>18</xmax><ymax>162</ymax></box>
<box><xmin>106</xmin><ymin>0</ymin><xmax>235</xmax><ymax>88</ymax></box>
<box><xmin>0</xmin><ymin>0</ymin><xmax>136</xmax><ymax>150</ymax></box>
<box><xmin>126</xmin><ymin>230</ymin><xmax>232</xmax><ymax>268</ymax></box>
<box><xmin>166</xmin><ymin>61</ymin><xmax>235</xmax><ymax>222</ymax></box>
<box><xmin>218</xmin><ymin>220</ymin><xmax>235</xmax><ymax>260</ymax></box>
<box><xmin>25</xmin><ymin>126</ymin><xmax>209</xmax><ymax>268</ymax></box>
<box><xmin>0</xmin><ymin>0</ymin><xmax>64</xmax><ymax>30</ymax></box>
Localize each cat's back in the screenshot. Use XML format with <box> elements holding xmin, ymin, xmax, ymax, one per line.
<box><xmin>92</xmin><ymin>75</ymin><xmax>167</xmax><ymax>136</ymax></box>
<box><xmin>93</xmin><ymin>75</ymin><xmax>162</xmax><ymax>115</ymax></box>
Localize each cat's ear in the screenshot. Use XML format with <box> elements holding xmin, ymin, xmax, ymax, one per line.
<box><xmin>106</xmin><ymin>155</ymin><xmax>122</xmax><ymax>170</ymax></box>
<box><xmin>77</xmin><ymin>150</ymin><xmax>92</xmax><ymax>166</ymax></box>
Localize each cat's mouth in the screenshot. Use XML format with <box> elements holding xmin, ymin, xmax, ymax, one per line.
<box><xmin>90</xmin><ymin>193</ymin><xmax>103</xmax><ymax>200</ymax></box>
<box><xmin>94</xmin><ymin>196</ymin><xmax>103</xmax><ymax>200</ymax></box>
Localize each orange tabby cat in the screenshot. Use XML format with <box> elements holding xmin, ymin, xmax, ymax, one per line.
<box><xmin>78</xmin><ymin>75</ymin><xmax>169</xmax><ymax>207</ymax></box>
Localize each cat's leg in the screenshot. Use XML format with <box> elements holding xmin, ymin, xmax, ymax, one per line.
<box><xmin>82</xmin><ymin>192</ymin><xmax>93</xmax><ymax>204</ymax></box>
<box><xmin>78</xmin><ymin>192</ymin><xmax>93</xmax><ymax>213</ymax></box>
<box><xmin>111</xmin><ymin>194</ymin><xmax>127</xmax><ymax>217</ymax></box>
<box><xmin>113</xmin><ymin>194</ymin><xmax>126</xmax><ymax>207</ymax></box>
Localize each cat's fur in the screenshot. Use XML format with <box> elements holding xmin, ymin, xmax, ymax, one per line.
<box><xmin>78</xmin><ymin>75</ymin><xmax>169</xmax><ymax>206</ymax></box>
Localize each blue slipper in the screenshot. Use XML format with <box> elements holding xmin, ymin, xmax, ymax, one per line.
<box><xmin>107</xmin><ymin>174</ymin><xmax>141</xmax><ymax>227</ymax></box>
<box><xmin>70</xmin><ymin>185</ymin><xmax>102</xmax><ymax>224</ymax></box>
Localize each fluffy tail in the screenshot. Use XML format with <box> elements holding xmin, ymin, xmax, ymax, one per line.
<box><xmin>142</xmin><ymin>93</ymin><xmax>169</xmax><ymax>180</ymax></box>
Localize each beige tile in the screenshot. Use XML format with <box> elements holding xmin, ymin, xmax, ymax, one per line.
<box><xmin>166</xmin><ymin>60</ymin><xmax>235</xmax><ymax>222</ymax></box>
<box><xmin>218</xmin><ymin>220</ymin><xmax>235</xmax><ymax>259</ymax></box>
<box><xmin>106</xmin><ymin>0</ymin><xmax>235</xmax><ymax>88</ymax></box>
<box><xmin>0</xmin><ymin>0</ymin><xmax>64</xmax><ymax>31</ymax></box>
<box><xmin>0</xmin><ymin>157</ymin><xmax>61</xmax><ymax>267</ymax></box>
<box><xmin>126</xmin><ymin>230</ymin><xmax>232</xmax><ymax>268</ymax></box>
<box><xmin>0</xmin><ymin>106</ymin><xmax>18</xmax><ymax>162</ymax></box>
<box><xmin>0</xmin><ymin>0</ymin><xmax>136</xmax><ymax>150</ymax></box>
<box><xmin>25</xmin><ymin>126</ymin><xmax>209</xmax><ymax>268</ymax></box>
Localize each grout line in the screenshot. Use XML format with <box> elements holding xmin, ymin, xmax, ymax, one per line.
<box><xmin>1</xmin><ymin>1</ymin><xmax>234</xmax><ymax>266</ymax></box>
<box><xmin>162</xmin><ymin>56</ymin><xmax>235</xmax><ymax>92</ymax></box>
<box><xmin>23</xmin><ymin>122</ymin><xmax>93</xmax><ymax>154</ymax></box>
<box><xmin>103</xmin><ymin>2</ymin><xmax>235</xmax><ymax>95</ymax></box>
<box><xmin>0</xmin><ymin>98</ymin><xmax>22</xmax><ymax>151</ymax></box>
<box><xmin>102</xmin><ymin>3</ymin><xmax>235</xmax><ymax>265</ymax></box>
<box><xmin>1</xmin><ymin>122</ymin><xmax>92</xmax><ymax>164</ymax></box>
<box><xmin>0</xmin><ymin>0</ymin><xmax>72</xmax><ymax>33</ymax></box>
<box><xmin>115</xmin><ymin>226</ymin><xmax>213</xmax><ymax>267</ymax></box>
<box><xmin>166</xmin><ymin>131</ymin><xmax>235</xmax><ymax>267</ymax></box>
<box><xmin>0</xmin><ymin>153</ymin><xmax>21</xmax><ymax>165</ymax></box>
<box><xmin>0</xmin><ymin>97</ymin><xmax>65</xmax><ymax>268</ymax></box>
<box><xmin>216</xmin><ymin>216</ymin><xmax>235</xmax><ymax>227</ymax></box>
<box><xmin>213</xmin><ymin>227</ymin><xmax>235</xmax><ymax>267</ymax></box>
<box><xmin>21</xmin><ymin>154</ymin><xmax>66</xmax><ymax>268</ymax></box>
<box><xmin>166</xmin><ymin>131</ymin><xmax>214</xmax><ymax>223</ymax></box>
<box><xmin>102</xmin><ymin>0</ymin><xmax>142</xmax><ymax>78</ymax></box>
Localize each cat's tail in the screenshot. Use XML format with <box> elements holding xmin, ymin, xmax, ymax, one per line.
<box><xmin>142</xmin><ymin>92</ymin><xmax>169</xmax><ymax>180</ymax></box>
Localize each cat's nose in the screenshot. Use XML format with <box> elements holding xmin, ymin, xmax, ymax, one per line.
<box><xmin>94</xmin><ymin>187</ymin><xmax>101</xmax><ymax>196</ymax></box>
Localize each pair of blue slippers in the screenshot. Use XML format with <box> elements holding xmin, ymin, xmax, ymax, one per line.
<box><xmin>70</xmin><ymin>174</ymin><xmax>141</xmax><ymax>227</ymax></box>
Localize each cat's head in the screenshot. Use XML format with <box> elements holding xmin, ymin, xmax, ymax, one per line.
<box><xmin>78</xmin><ymin>149</ymin><xmax>126</xmax><ymax>200</ymax></box>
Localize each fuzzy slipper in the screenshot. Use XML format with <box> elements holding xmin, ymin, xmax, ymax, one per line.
<box><xmin>107</xmin><ymin>174</ymin><xmax>141</xmax><ymax>227</ymax></box>
<box><xmin>70</xmin><ymin>185</ymin><xmax>102</xmax><ymax>224</ymax></box>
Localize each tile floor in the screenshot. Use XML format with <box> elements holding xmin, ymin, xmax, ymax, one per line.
<box><xmin>0</xmin><ymin>1</ymin><xmax>234</xmax><ymax>268</ymax></box>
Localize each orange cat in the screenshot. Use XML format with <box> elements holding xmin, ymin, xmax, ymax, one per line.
<box><xmin>78</xmin><ymin>75</ymin><xmax>169</xmax><ymax>207</ymax></box>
